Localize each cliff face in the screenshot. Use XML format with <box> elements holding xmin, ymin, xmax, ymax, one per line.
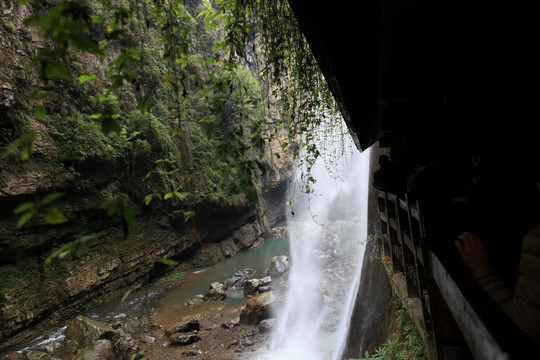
<box><xmin>0</xmin><ymin>0</ymin><xmax>290</xmax><ymax>349</ymax></box>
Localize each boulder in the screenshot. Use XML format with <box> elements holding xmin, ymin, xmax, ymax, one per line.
<box><xmin>239</xmin><ymin>292</ymin><xmax>275</xmax><ymax>325</ymax></box>
<box><xmin>183</xmin><ymin>349</ymin><xmax>203</xmax><ymax>356</ymax></box>
<box><xmin>259</xmin><ymin>319</ymin><xmax>276</xmax><ymax>333</ymax></box>
<box><xmin>6</xmin><ymin>352</ymin><xmax>27</xmax><ymax>360</ymax></box>
<box><xmin>24</xmin><ymin>350</ymin><xmax>46</xmax><ymax>359</ymax></box>
<box><xmin>266</xmin><ymin>255</ymin><xmax>289</xmax><ymax>278</ymax></box>
<box><xmin>165</xmin><ymin>318</ymin><xmax>200</xmax><ymax>337</ymax></box>
<box><xmin>185</xmin><ymin>294</ymin><xmax>204</xmax><ymax>307</ymax></box>
<box><xmin>113</xmin><ymin>334</ymin><xmax>140</xmax><ymax>360</ymax></box>
<box><xmin>222</xmin><ymin>270</ymin><xmax>249</xmax><ymax>290</ymax></box>
<box><xmin>169</xmin><ymin>334</ymin><xmax>201</xmax><ymax>346</ymax></box>
<box><xmin>72</xmin><ymin>339</ymin><xmax>116</xmax><ymax>360</ymax></box>
<box><xmin>204</xmin><ymin>287</ymin><xmax>226</xmax><ymax>300</ymax></box>
<box><xmin>244</xmin><ymin>279</ymin><xmax>262</xmax><ymax>296</ymax></box>
<box><xmin>221</xmin><ymin>320</ymin><xmax>239</xmax><ymax>329</ymax></box>
<box><xmin>64</xmin><ymin>316</ymin><xmax>116</xmax><ymax>349</ymax></box>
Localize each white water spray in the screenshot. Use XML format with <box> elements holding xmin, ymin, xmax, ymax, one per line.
<box><xmin>259</xmin><ymin>123</ymin><xmax>371</xmax><ymax>360</ymax></box>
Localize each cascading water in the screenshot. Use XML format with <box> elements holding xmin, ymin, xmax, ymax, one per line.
<box><xmin>258</xmin><ymin>122</ymin><xmax>371</xmax><ymax>360</ymax></box>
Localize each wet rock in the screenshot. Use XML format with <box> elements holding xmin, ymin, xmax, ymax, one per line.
<box><xmin>239</xmin><ymin>292</ymin><xmax>275</xmax><ymax>325</ymax></box>
<box><xmin>266</xmin><ymin>255</ymin><xmax>289</xmax><ymax>278</ymax></box>
<box><xmin>223</xmin><ymin>270</ymin><xmax>249</xmax><ymax>290</ymax></box>
<box><xmin>259</xmin><ymin>319</ymin><xmax>276</xmax><ymax>333</ymax></box>
<box><xmin>244</xmin><ymin>275</ymin><xmax>273</xmax><ymax>296</ymax></box>
<box><xmin>42</xmin><ymin>341</ymin><xmax>62</xmax><ymax>353</ymax></box>
<box><xmin>221</xmin><ymin>320</ymin><xmax>239</xmax><ymax>329</ymax></box>
<box><xmin>169</xmin><ymin>334</ymin><xmax>201</xmax><ymax>346</ymax></box>
<box><xmin>185</xmin><ymin>294</ymin><xmax>204</xmax><ymax>307</ymax></box>
<box><xmin>232</xmin><ymin>224</ymin><xmax>261</xmax><ymax>249</ymax></box>
<box><xmin>242</xmin><ymin>335</ymin><xmax>254</xmax><ymax>347</ymax></box>
<box><xmin>204</xmin><ymin>283</ymin><xmax>227</xmax><ymax>300</ymax></box>
<box><xmin>244</xmin><ymin>279</ymin><xmax>262</xmax><ymax>296</ymax></box>
<box><xmin>270</xmin><ymin>226</ymin><xmax>288</xmax><ymax>238</ymax></box>
<box><xmin>113</xmin><ymin>333</ymin><xmax>139</xmax><ymax>360</ymax></box>
<box><xmin>141</xmin><ymin>335</ymin><xmax>156</xmax><ymax>343</ymax></box>
<box><xmin>183</xmin><ymin>349</ymin><xmax>203</xmax><ymax>356</ymax></box>
<box><xmin>25</xmin><ymin>350</ymin><xmax>46</xmax><ymax>359</ymax></box>
<box><xmin>165</xmin><ymin>318</ymin><xmax>200</xmax><ymax>337</ymax></box>
<box><xmin>6</xmin><ymin>352</ymin><xmax>26</xmax><ymax>360</ymax></box>
<box><xmin>72</xmin><ymin>339</ymin><xmax>115</xmax><ymax>360</ymax></box>
<box><xmin>51</xmin><ymin>339</ymin><xmax>79</xmax><ymax>358</ymax></box>
<box><xmin>64</xmin><ymin>316</ymin><xmax>117</xmax><ymax>349</ymax></box>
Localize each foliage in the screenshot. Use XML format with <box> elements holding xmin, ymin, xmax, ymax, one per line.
<box><xmin>157</xmin><ymin>269</ymin><xmax>185</xmax><ymax>283</ymax></box>
<box><xmin>13</xmin><ymin>192</ymin><xmax>67</xmax><ymax>228</ymax></box>
<box><xmin>353</xmin><ymin>307</ymin><xmax>428</xmax><ymax>360</ymax></box>
<box><xmin>199</xmin><ymin>0</ymin><xmax>345</xmax><ymax>194</ymax></box>
<box><xmin>2</xmin><ymin>0</ymin><xmax>350</xmax><ymax>273</ymax></box>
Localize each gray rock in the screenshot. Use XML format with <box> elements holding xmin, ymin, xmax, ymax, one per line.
<box><xmin>165</xmin><ymin>318</ymin><xmax>200</xmax><ymax>337</ymax></box>
<box><xmin>223</xmin><ymin>270</ymin><xmax>249</xmax><ymax>290</ymax></box>
<box><xmin>221</xmin><ymin>320</ymin><xmax>239</xmax><ymax>329</ymax></box>
<box><xmin>169</xmin><ymin>334</ymin><xmax>201</xmax><ymax>346</ymax></box>
<box><xmin>43</xmin><ymin>341</ymin><xmax>62</xmax><ymax>353</ymax></box>
<box><xmin>259</xmin><ymin>319</ymin><xmax>276</xmax><ymax>333</ymax></box>
<box><xmin>114</xmin><ymin>334</ymin><xmax>140</xmax><ymax>360</ymax></box>
<box><xmin>244</xmin><ymin>279</ymin><xmax>262</xmax><ymax>296</ymax></box>
<box><xmin>25</xmin><ymin>350</ymin><xmax>47</xmax><ymax>359</ymax></box>
<box><xmin>6</xmin><ymin>352</ymin><xmax>27</xmax><ymax>360</ymax></box>
<box><xmin>73</xmin><ymin>339</ymin><xmax>115</xmax><ymax>360</ymax></box>
<box><xmin>183</xmin><ymin>349</ymin><xmax>203</xmax><ymax>356</ymax></box>
<box><xmin>64</xmin><ymin>316</ymin><xmax>116</xmax><ymax>349</ymax></box>
<box><xmin>204</xmin><ymin>287</ymin><xmax>227</xmax><ymax>300</ymax></box>
<box><xmin>239</xmin><ymin>292</ymin><xmax>275</xmax><ymax>325</ymax></box>
<box><xmin>266</xmin><ymin>255</ymin><xmax>290</xmax><ymax>278</ymax></box>
<box><xmin>258</xmin><ymin>285</ymin><xmax>271</xmax><ymax>294</ymax></box>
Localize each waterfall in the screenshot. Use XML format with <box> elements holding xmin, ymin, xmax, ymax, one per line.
<box><xmin>259</xmin><ymin>122</ymin><xmax>371</xmax><ymax>360</ymax></box>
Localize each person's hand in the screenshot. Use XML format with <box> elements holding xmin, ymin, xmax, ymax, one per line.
<box><xmin>454</xmin><ymin>232</ymin><xmax>490</xmax><ymax>276</ymax></box>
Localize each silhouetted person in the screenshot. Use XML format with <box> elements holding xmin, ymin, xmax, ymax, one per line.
<box><xmin>408</xmin><ymin>151</ymin><xmax>465</xmax><ymax>244</ymax></box>
<box><xmin>460</xmin><ymin>144</ymin><xmax>540</xmax><ymax>286</ymax></box>
<box><xmin>455</xmin><ymin>221</ymin><xmax>540</xmax><ymax>346</ymax></box>
<box><xmin>372</xmin><ymin>154</ymin><xmax>403</xmax><ymax>195</ymax></box>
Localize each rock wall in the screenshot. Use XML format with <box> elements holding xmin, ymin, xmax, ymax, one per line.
<box><xmin>342</xmin><ymin>143</ymin><xmax>398</xmax><ymax>357</ymax></box>
<box><xmin>0</xmin><ymin>0</ymin><xmax>289</xmax><ymax>351</ymax></box>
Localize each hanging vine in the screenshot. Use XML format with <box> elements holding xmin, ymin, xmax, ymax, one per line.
<box><xmin>4</xmin><ymin>0</ymin><xmax>350</xmax><ymax>236</ymax></box>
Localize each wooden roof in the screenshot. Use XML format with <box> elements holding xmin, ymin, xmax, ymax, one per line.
<box><xmin>288</xmin><ymin>0</ymin><xmax>536</xmax><ymax>159</ymax></box>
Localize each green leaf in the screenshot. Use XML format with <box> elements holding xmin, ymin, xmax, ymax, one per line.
<box><xmin>164</xmin><ymin>192</ymin><xmax>173</xmax><ymax>200</ymax></box>
<box><xmin>174</xmin><ymin>192</ymin><xmax>185</xmax><ymax>200</ymax></box>
<box><xmin>121</xmin><ymin>283</ymin><xmax>142</xmax><ymax>302</ymax></box>
<box><xmin>43</xmin><ymin>208</ymin><xmax>68</xmax><ymax>225</ymax></box>
<box><xmin>35</xmin><ymin>105</ymin><xmax>47</xmax><ymax>121</ymax></box>
<box><xmin>40</xmin><ymin>192</ymin><xmax>63</xmax><ymax>206</ymax></box>
<box><xmin>123</xmin><ymin>207</ymin><xmax>136</xmax><ymax>226</ymax></box>
<box><xmin>79</xmin><ymin>74</ymin><xmax>97</xmax><ymax>83</ymax></box>
<box><xmin>69</xmin><ymin>34</ymin><xmax>106</xmax><ymax>57</ymax></box>
<box><xmin>43</xmin><ymin>61</ymin><xmax>71</xmax><ymax>80</ymax></box>
<box><xmin>144</xmin><ymin>194</ymin><xmax>153</xmax><ymax>206</ymax></box>
<box><xmin>14</xmin><ymin>202</ymin><xmax>35</xmax><ymax>214</ymax></box>
<box><xmin>17</xmin><ymin>210</ymin><xmax>36</xmax><ymax>228</ymax></box>
<box><xmin>20</xmin><ymin>145</ymin><xmax>34</xmax><ymax>160</ymax></box>
<box><xmin>107</xmin><ymin>200</ymin><xmax>119</xmax><ymax>216</ymax></box>
<box><xmin>100</xmin><ymin>116</ymin><xmax>122</xmax><ymax>134</ymax></box>
<box><xmin>159</xmin><ymin>258</ymin><xmax>178</xmax><ymax>266</ymax></box>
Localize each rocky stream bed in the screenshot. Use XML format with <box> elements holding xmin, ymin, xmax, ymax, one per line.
<box><xmin>4</xmin><ymin>219</ymin><xmax>364</xmax><ymax>360</ymax></box>
<box><xmin>3</xmin><ymin>253</ymin><xmax>290</xmax><ymax>360</ymax></box>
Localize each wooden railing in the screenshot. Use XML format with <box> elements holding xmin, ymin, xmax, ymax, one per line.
<box><xmin>376</xmin><ymin>191</ymin><xmax>538</xmax><ymax>360</ymax></box>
